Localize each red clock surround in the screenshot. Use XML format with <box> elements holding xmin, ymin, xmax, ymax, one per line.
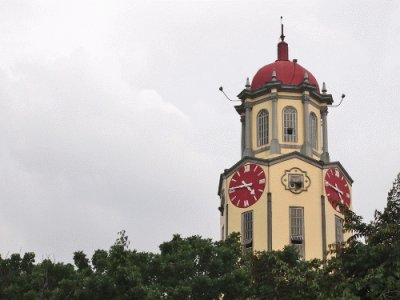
<box><xmin>228</xmin><ymin>163</ymin><xmax>266</xmax><ymax>208</ymax></box>
<box><xmin>324</xmin><ymin>167</ymin><xmax>351</xmax><ymax>212</ymax></box>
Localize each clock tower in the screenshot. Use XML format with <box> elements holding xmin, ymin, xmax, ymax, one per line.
<box><xmin>218</xmin><ymin>26</ymin><xmax>352</xmax><ymax>260</ymax></box>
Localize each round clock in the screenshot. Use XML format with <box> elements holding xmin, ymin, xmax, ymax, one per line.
<box><xmin>228</xmin><ymin>163</ymin><xmax>266</xmax><ymax>208</ymax></box>
<box><xmin>324</xmin><ymin>167</ymin><xmax>351</xmax><ymax>212</ymax></box>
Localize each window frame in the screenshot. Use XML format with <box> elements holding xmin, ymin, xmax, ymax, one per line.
<box><xmin>257</xmin><ymin>109</ymin><xmax>269</xmax><ymax>146</ymax></box>
<box><xmin>241</xmin><ymin>210</ymin><xmax>253</xmax><ymax>249</ymax></box>
<box><xmin>335</xmin><ymin>215</ymin><xmax>344</xmax><ymax>244</ymax></box>
<box><xmin>310</xmin><ymin>112</ymin><xmax>318</xmax><ymax>150</ymax></box>
<box><xmin>283</xmin><ymin>106</ymin><xmax>298</xmax><ymax>143</ymax></box>
<box><xmin>289</xmin><ymin>206</ymin><xmax>305</xmax><ymax>257</ymax></box>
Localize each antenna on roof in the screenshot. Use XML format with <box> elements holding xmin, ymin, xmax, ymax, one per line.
<box><xmin>329</xmin><ymin>93</ymin><xmax>346</xmax><ymax>107</ymax></box>
<box><xmin>219</xmin><ymin>86</ymin><xmax>241</xmax><ymax>102</ymax></box>
<box><xmin>280</xmin><ymin>16</ymin><xmax>285</xmax><ymax>41</ymax></box>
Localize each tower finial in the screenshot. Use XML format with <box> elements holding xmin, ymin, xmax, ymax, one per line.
<box><xmin>245</xmin><ymin>77</ymin><xmax>251</xmax><ymax>90</ymax></box>
<box><xmin>277</xmin><ymin>16</ymin><xmax>288</xmax><ymax>60</ymax></box>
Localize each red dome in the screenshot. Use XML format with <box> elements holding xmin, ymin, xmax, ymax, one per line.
<box><xmin>251</xmin><ymin>60</ymin><xmax>319</xmax><ymax>91</ymax></box>
<box><xmin>250</xmin><ymin>34</ymin><xmax>319</xmax><ymax>91</ymax></box>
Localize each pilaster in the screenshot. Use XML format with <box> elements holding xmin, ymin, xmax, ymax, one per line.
<box><xmin>320</xmin><ymin>107</ymin><xmax>330</xmax><ymax>163</ymax></box>
<box><xmin>270</xmin><ymin>94</ymin><xmax>281</xmax><ymax>154</ymax></box>
<box><xmin>242</xmin><ymin>102</ymin><xmax>254</xmax><ymax>157</ymax></box>
<box><xmin>301</xmin><ymin>94</ymin><xmax>312</xmax><ymax>157</ymax></box>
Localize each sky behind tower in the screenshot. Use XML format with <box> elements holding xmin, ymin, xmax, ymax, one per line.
<box><xmin>0</xmin><ymin>0</ymin><xmax>399</xmax><ymax>262</ymax></box>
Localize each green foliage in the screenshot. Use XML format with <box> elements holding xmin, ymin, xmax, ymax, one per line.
<box><xmin>251</xmin><ymin>246</ymin><xmax>321</xmax><ymax>299</ymax></box>
<box><xmin>319</xmin><ymin>174</ymin><xmax>400</xmax><ymax>299</ymax></box>
<box><xmin>1</xmin><ymin>175</ymin><xmax>400</xmax><ymax>299</ymax></box>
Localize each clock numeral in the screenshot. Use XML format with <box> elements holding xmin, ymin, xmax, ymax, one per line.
<box><xmin>254</xmin><ymin>165</ymin><xmax>258</xmax><ymax>172</ymax></box>
<box><xmin>231</xmin><ymin>178</ymin><xmax>236</xmax><ymax>182</ymax></box>
<box><xmin>244</xmin><ymin>165</ymin><xmax>250</xmax><ymax>173</ymax></box>
<box><xmin>236</xmin><ymin>199</ymin><xmax>241</xmax><ymax>206</ymax></box>
<box><xmin>345</xmin><ymin>183</ymin><xmax>348</xmax><ymax>187</ymax></box>
<box><xmin>257</xmin><ymin>171</ymin><xmax>263</xmax><ymax>176</ymax></box>
<box><xmin>259</xmin><ymin>178</ymin><xmax>266</xmax><ymax>184</ymax></box>
<box><xmin>231</xmin><ymin>196</ymin><xmax>236</xmax><ymax>201</ymax></box>
<box><xmin>236</xmin><ymin>171</ymin><xmax>240</xmax><ymax>177</ymax></box>
<box><xmin>253</xmin><ymin>196</ymin><xmax>257</xmax><ymax>201</ymax></box>
<box><xmin>346</xmin><ymin>193</ymin><xmax>350</xmax><ymax>198</ymax></box>
<box><xmin>335</xmin><ymin>169</ymin><xmax>340</xmax><ymax>178</ymax></box>
<box><xmin>243</xmin><ymin>200</ymin><xmax>249</xmax><ymax>207</ymax></box>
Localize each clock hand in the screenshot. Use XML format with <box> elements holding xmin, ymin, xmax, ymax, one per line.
<box><xmin>242</xmin><ymin>181</ymin><xmax>255</xmax><ymax>195</ymax></box>
<box><xmin>338</xmin><ymin>191</ymin><xmax>344</xmax><ymax>203</ymax></box>
<box><xmin>229</xmin><ymin>182</ymin><xmax>253</xmax><ymax>190</ymax></box>
<box><xmin>334</xmin><ymin>183</ymin><xmax>344</xmax><ymax>195</ymax></box>
<box><xmin>326</xmin><ymin>182</ymin><xmax>343</xmax><ymax>194</ymax></box>
<box><xmin>229</xmin><ymin>183</ymin><xmax>252</xmax><ymax>191</ymax></box>
<box><xmin>335</xmin><ymin>183</ymin><xmax>344</xmax><ymax>203</ymax></box>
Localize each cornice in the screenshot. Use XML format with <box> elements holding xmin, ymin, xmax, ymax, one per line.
<box><xmin>238</xmin><ymin>83</ymin><xmax>333</xmax><ymax>105</ymax></box>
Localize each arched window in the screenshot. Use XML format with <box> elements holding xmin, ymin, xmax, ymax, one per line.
<box><xmin>257</xmin><ymin>110</ymin><xmax>269</xmax><ymax>146</ymax></box>
<box><xmin>310</xmin><ymin>112</ymin><xmax>318</xmax><ymax>149</ymax></box>
<box><xmin>283</xmin><ymin>106</ymin><xmax>297</xmax><ymax>142</ymax></box>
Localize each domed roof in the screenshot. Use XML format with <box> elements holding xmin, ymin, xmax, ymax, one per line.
<box><xmin>250</xmin><ymin>31</ymin><xmax>319</xmax><ymax>92</ymax></box>
<box><xmin>251</xmin><ymin>60</ymin><xmax>319</xmax><ymax>91</ymax></box>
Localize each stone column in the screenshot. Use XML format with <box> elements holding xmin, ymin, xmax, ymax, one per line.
<box><xmin>321</xmin><ymin>195</ymin><xmax>327</xmax><ymax>260</ymax></box>
<box><xmin>240</xmin><ymin>114</ymin><xmax>245</xmax><ymax>158</ymax></box>
<box><xmin>320</xmin><ymin>107</ymin><xmax>330</xmax><ymax>163</ymax></box>
<box><xmin>242</xmin><ymin>102</ymin><xmax>254</xmax><ymax>157</ymax></box>
<box><xmin>267</xmin><ymin>193</ymin><xmax>272</xmax><ymax>251</ymax></box>
<box><xmin>301</xmin><ymin>95</ymin><xmax>312</xmax><ymax>157</ymax></box>
<box><xmin>270</xmin><ymin>94</ymin><xmax>281</xmax><ymax>154</ymax></box>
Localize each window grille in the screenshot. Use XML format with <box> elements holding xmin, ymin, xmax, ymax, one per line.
<box><xmin>335</xmin><ymin>216</ymin><xmax>344</xmax><ymax>243</ymax></box>
<box><xmin>242</xmin><ymin>211</ymin><xmax>253</xmax><ymax>248</ymax></box>
<box><xmin>283</xmin><ymin>107</ymin><xmax>297</xmax><ymax>142</ymax></box>
<box><xmin>290</xmin><ymin>207</ymin><xmax>304</xmax><ymax>257</ymax></box>
<box><xmin>310</xmin><ymin>113</ymin><xmax>318</xmax><ymax>149</ymax></box>
<box><xmin>257</xmin><ymin>110</ymin><xmax>269</xmax><ymax>146</ymax></box>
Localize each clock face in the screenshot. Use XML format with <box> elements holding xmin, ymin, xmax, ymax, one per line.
<box><xmin>228</xmin><ymin>163</ymin><xmax>266</xmax><ymax>208</ymax></box>
<box><xmin>324</xmin><ymin>167</ymin><xmax>351</xmax><ymax>212</ymax></box>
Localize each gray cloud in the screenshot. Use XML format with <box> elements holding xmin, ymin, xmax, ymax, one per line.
<box><xmin>0</xmin><ymin>0</ymin><xmax>399</xmax><ymax>262</ymax></box>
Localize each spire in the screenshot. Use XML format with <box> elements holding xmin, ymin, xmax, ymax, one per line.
<box><xmin>272</xmin><ymin>69</ymin><xmax>277</xmax><ymax>81</ymax></box>
<box><xmin>280</xmin><ymin>16</ymin><xmax>285</xmax><ymax>41</ymax></box>
<box><xmin>303</xmin><ymin>72</ymin><xmax>309</xmax><ymax>83</ymax></box>
<box><xmin>277</xmin><ymin>16</ymin><xmax>289</xmax><ymax>61</ymax></box>
<box><xmin>245</xmin><ymin>77</ymin><xmax>251</xmax><ymax>90</ymax></box>
<box><xmin>322</xmin><ymin>82</ymin><xmax>327</xmax><ymax>94</ymax></box>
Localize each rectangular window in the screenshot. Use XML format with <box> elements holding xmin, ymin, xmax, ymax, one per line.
<box><xmin>242</xmin><ymin>210</ymin><xmax>253</xmax><ymax>249</ymax></box>
<box><xmin>221</xmin><ymin>225</ymin><xmax>224</xmax><ymax>240</ymax></box>
<box><xmin>283</xmin><ymin>107</ymin><xmax>297</xmax><ymax>143</ymax></box>
<box><xmin>257</xmin><ymin>110</ymin><xmax>269</xmax><ymax>146</ymax></box>
<box><xmin>335</xmin><ymin>216</ymin><xmax>344</xmax><ymax>243</ymax></box>
<box><xmin>290</xmin><ymin>207</ymin><xmax>304</xmax><ymax>257</ymax></box>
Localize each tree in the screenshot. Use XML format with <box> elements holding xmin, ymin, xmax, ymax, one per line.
<box><xmin>320</xmin><ymin>173</ymin><xmax>400</xmax><ymax>299</ymax></box>
<box><xmin>251</xmin><ymin>246</ymin><xmax>321</xmax><ymax>299</ymax></box>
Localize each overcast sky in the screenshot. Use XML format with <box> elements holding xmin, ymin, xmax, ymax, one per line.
<box><xmin>0</xmin><ymin>0</ymin><xmax>399</xmax><ymax>262</ymax></box>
